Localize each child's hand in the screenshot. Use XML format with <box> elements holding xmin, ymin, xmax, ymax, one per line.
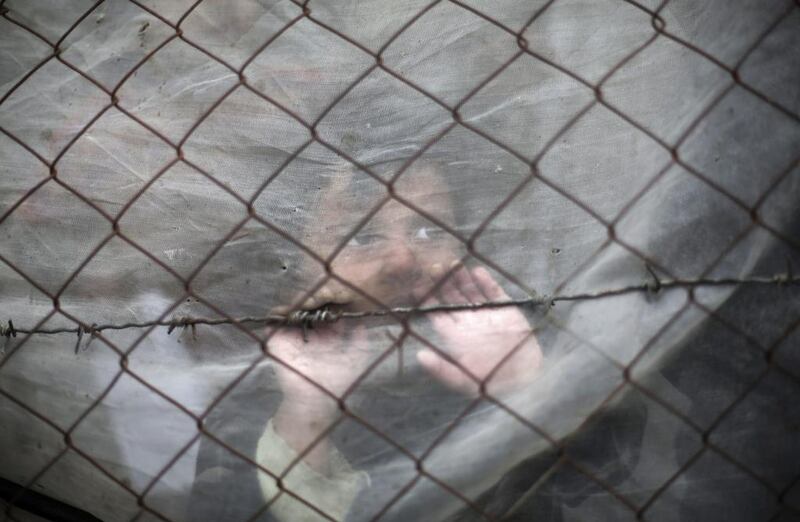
<box><xmin>415</xmin><ymin>266</ymin><xmax>543</xmax><ymax>396</ymax></box>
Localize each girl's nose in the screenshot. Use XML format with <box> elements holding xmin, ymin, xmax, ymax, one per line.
<box><xmin>381</xmin><ymin>240</ymin><xmax>418</xmax><ymax>278</ymax></box>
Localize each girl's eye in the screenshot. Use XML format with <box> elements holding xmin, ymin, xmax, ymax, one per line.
<box><xmin>347</xmin><ymin>232</ymin><xmax>384</xmax><ymax>247</ymax></box>
<box><xmin>414</xmin><ymin>226</ymin><xmax>432</xmax><ymax>241</ymax></box>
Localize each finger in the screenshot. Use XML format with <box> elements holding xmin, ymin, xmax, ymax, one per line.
<box><xmin>432</xmin><ymin>276</ymin><xmax>467</xmax><ymax>327</ymax></box>
<box><xmin>332</xmin><ymin>285</ymin><xmax>355</xmax><ymax>305</ymax></box>
<box><xmin>300</xmin><ymin>294</ymin><xmax>321</xmax><ymax>310</ymax></box>
<box><xmin>427</xmin><ymin>258</ymin><xmax>457</xmax><ymax>284</ymax></box>
<box><xmin>439</xmin><ymin>270</ymin><xmax>469</xmax><ymax>305</ymax></box>
<box><xmin>269</xmin><ymin>303</ymin><xmax>291</xmax><ymax>316</ymax></box>
<box><xmin>472</xmin><ymin>266</ymin><xmax>510</xmax><ymax>301</ymax></box>
<box><xmin>417</xmin><ymin>349</ymin><xmax>478</xmax><ymax>396</ymax></box>
<box><xmin>413</xmin><ymin>275</ymin><xmax>440</xmax><ymax>307</ymax></box>
<box><xmin>454</xmin><ymin>266</ymin><xmax>485</xmax><ymax>303</ymax></box>
<box><xmin>426</xmin><ymin>261</ymin><xmax>447</xmax><ymax>286</ymax></box>
<box><xmin>415</xmin><ymin>281</ymin><xmax>460</xmax><ymax>330</ymax></box>
<box><xmin>317</xmin><ymin>286</ymin><xmax>335</xmax><ymax>305</ymax></box>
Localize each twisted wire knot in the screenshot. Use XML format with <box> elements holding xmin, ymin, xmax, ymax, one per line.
<box><xmin>286</xmin><ymin>308</ymin><xmax>340</xmax><ymax>326</ymax></box>
<box><xmin>286</xmin><ymin>308</ymin><xmax>341</xmax><ymax>341</ymax></box>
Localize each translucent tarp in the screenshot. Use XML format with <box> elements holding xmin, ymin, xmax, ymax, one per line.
<box><xmin>1</xmin><ymin>1</ymin><xmax>799</xmax><ymax>521</ymax></box>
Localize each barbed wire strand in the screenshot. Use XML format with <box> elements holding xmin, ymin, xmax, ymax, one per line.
<box><xmin>2</xmin><ymin>274</ymin><xmax>798</xmax><ymax>339</ymax></box>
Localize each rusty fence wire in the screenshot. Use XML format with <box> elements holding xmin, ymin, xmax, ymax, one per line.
<box><xmin>1</xmin><ymin>0</ymin><xmax>799</xmax><ymax>521</ymax></box>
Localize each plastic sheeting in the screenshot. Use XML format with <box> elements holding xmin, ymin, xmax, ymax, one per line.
<box><xmin>1</xmin><ymin>1</ymin><xmax>799</xmax><ymax>521</ymax></box>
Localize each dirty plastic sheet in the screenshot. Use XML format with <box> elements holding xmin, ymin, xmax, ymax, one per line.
<box><xmin>1</xmin><ymin>1</ymin><xmax>799</xmax><ymax>521</ymax></box>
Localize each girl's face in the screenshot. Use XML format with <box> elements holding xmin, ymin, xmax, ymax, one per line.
<box><xmin>303</xmin><ymin>165</ymin><xmax>460</xmax><ymax>312</ymax></box>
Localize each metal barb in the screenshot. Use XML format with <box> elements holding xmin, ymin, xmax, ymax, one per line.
<box><xmin>645</xmin><ymin>264</ymin><xmax>662</xmax><ymax>293</ymax></box>
<box><xmin>167</xmin><ymin>317</ymin><xmax>180</xmax><ymax>335</ymax></box>
<box><xmin>74</xmin><ymin>326</ymin><xmax>84</xmax><ymax>355</ymax></box>
<box><xmin>83</xmin><ymin>323</ymin><xmax>98</xmax><ymax>352</ymax></box>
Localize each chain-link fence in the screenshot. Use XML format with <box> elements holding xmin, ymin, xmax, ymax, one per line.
<box><xmin>1</xmin><ymin>0</ymin><xmax>799</xmax><ymax>521</ymax></box>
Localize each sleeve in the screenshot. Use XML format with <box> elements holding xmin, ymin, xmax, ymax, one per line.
<box><xmin>256</xmin><ymin>419</ymin><xmax>370</xmax><ymax>522</ymax></box>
